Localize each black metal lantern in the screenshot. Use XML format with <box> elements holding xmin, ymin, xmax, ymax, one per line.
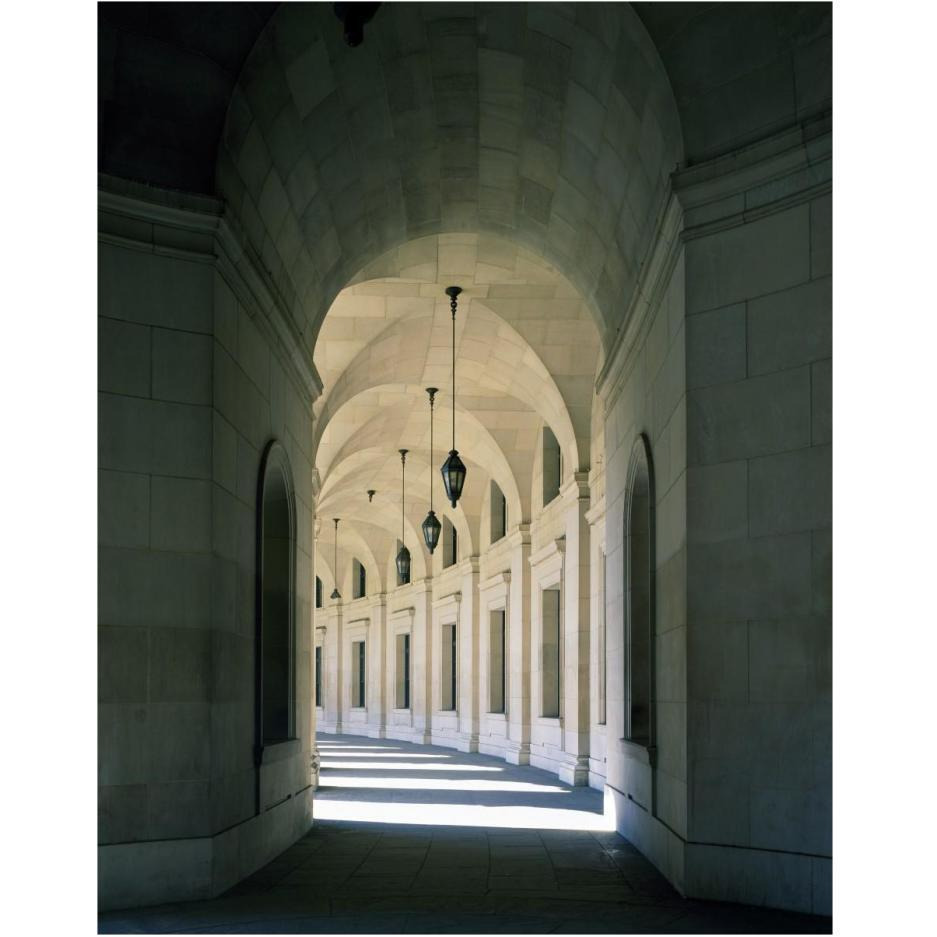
<box><xmin>441</xmin><ymin>450</ymin><xmax>466</xmax><ymax>509</ymax></box>
<box><xmin>395</xmin><ymin>449</ymin><xmax>411</xmax><ymax>585</ymax></box>
<box><xmin>329</xmin><ymin>518</ymin><xmax>341</xmax><ymax>600</ymax></box>
<box><xmin>422</xmin><ymin>388</ymin><xmax>442</xmax><ymax>553</ymax></box>
<box><xmin>441</xmin><ymin>286</ymin><xmax>466</xmax><ymax>508</ymax></box>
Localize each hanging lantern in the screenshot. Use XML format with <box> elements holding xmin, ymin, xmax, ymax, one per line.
<box><xmin>441</xmin><ymin>286</ymin><xmax>466</xmax><ymax>508</ymax></box>
<box><xmin>422</xmin><ymin>388</ymin><xmax>442</xmax><ymax>553</ymax></box>
<box><xmin>329</xmin><ymin>518</ymin><xmax>341</xmax><ymax>600</ymax></box>
<box><xmin>395</xmin><ymin>449</ymin><xmax>411</xmax><ymax>584</ymax></box>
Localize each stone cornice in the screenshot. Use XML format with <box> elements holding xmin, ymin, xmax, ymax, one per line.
<box><xmin>674</xmin><ymin>116</ymin><xmax>832</xmax><ymax>241</ymax></box>
<box><xmin>432</xmin><ymin>591</ymin><xmax>462</xmax><ymax>611</ymax></box>
<box><xmin>507</xmin><ymin>523</ymin><xmax>532</xmax><ymax>550</ymax></box>
<box><xmin>529</xmin><ymin>538</ymin><xmax>566</xmax><ymax>568</ymax></box>
<box><xmin>673</xmin><ymin>114</ymin><xmax>831</xmax><ymax>209</ymax></box>
<box><xmin>98</xmin><ymin>175</ymin><xmax>323</xmax><ymax>406</ymax></box>
<box><xmin>596</xmin><ymin>116</ymin><xmax>832</xmax><ymax>412</ymax></box>
<box><xmin>480</xmin><ymin>570</ymin><xmax>512</xmax><ymax>593</ymax></box>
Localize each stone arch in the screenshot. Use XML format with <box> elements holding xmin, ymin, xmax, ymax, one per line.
<box><xmin>216</xmin><ymin>1</ymin><xmax>683</xmax><ymax>355</ymax></box>
<box><xmin>312</xmin><ymin>271</ymin><xmax>585</xmax><ymax>479</ymax></box>
<box><xmin>317</xmin><ymin>391</ymin><xmax>524</xmax><ymax>530</ymax></box>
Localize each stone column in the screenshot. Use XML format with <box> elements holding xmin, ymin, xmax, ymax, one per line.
<box><xmin>585</xmin><ymin>495</ymin><xmax>608</xmax><ymax>791</ymax></box>
<box><xmin>506</xmin><ymin>524</ymin><xmax>531</xmax><ymax>765</ymax></box>
<box><xmin>324</xmin><ymin>601</ymin><xmax>343</xmax><ymax>735</ymax></box>
<box><xmin>367</xmin><ymin>593</ymin><xmax>387</xmax><ymax>738</ymax></box>
<box><xmin>560</xmin><ymin>472</ymin><xmax>591</xmax><ymax>786</ymax></box>
<box><xmin>416</xmin><ymin>578</ymin><xmax>434</xmax><ymax>745</ymax></box>
<box><xmin>460</xmin><ymin>557</ymin><xmax>481</xmax><ymax>752</ymax></box>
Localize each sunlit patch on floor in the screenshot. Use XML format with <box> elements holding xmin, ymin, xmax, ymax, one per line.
<box><xmin>318</xmin><ymin>775</ymin><xmax>569</xmax><ymax>793</ymax></box>
<box><xmin>319</xmin><ymin>760</ymin><xmax>503</xmax><ymax>771</ymax></box>
<box><xmin>313</xmin><ymin>797</ymin><xmax>615</xmax><ymax>831</ymax></box>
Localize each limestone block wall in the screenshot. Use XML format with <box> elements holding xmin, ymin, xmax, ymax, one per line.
<box><xmin>600</xmin><ymin>212</ymin><xmax>689</xmax><ymax>894</ymax></box>
<box><xmin>98</xmin><ymin>180</ymin><xmax>316</xmax><ymax>910</ymax></box>
<box><xmin>678</xmin><ymin>121</ymin><xmax>832</xmax><ymax>916</ymax></box>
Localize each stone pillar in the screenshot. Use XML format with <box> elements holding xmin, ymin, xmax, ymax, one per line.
<box><xmin>677</xmin><ymin>119</ymin><xmax>832</xmax><ymax>915</ymax></box>
<box><xmin>506</xmin><ymin>524</ymin><xmax>531</xmax><ymax>765</ymax></box>
<box><xmin>585</xmin><ymin>495</ymin><xmax>608</xmax><ymax>791</ymax></box>
<box><xmin>460</xmin><ymin>557</ymin><xmax>480</xmax><ymax>752</ymax></box>
<box><xmin>367</xmin><ymin>594</ymin><xmax>387</xmax><ymax>738</ymax></box>
<box><xmin>98</xmin><ymin>179</ymin><xmax>319</xmax><ymax>909</ymax></box>
<box><xmin>415</xmin><ymin>579</ymin><xmax>433</xmax><ymax>745</ymax></box>
<box><xmin>560</xmin><ymin>471</ymin><xmax>591</xmax><ymax>786</ymax></box>
<box><xmin>322</xmin><ymin>601</ymin><xmax>343</xmax><ymax>735</ymax></box>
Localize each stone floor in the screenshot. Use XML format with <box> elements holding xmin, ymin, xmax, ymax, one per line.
<box><xmin>99</xmin><ymin>734</ymin><xmax>832</xmax><ymax>934</ymax></box>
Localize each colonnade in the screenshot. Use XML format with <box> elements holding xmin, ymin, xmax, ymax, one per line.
<box><xmin>315</xmin><ymin>473</ymin><xmax>609</xmax><ymax>790</ymax></box>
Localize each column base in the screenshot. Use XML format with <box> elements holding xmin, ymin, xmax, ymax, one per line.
<box><xmin>503</xmin><ymin>742</ymin><xmax>530</xmax><ymax>766</ymax></box>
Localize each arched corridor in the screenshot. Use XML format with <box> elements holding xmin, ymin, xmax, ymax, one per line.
<box><xmin>99</xmin><ymin>735</ymin><xmax>829</xmax><ymax>935</ymax></box>
<box><xmin>97</xmin><ymin>1</ymin><xmax>833</xmax><ymax>927</ymax></box>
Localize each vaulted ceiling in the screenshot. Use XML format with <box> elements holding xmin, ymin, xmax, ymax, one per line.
<box><xmin>98</xmin><ymin>1</ymin><xmax>831</xmax><ymax>595</ymax></box>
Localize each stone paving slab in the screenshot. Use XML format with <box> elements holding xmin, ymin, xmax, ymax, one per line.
<box><xmin>99</xmin><ymin>733</ymin><xmax>831</xmax><ymax>934</ymax></box>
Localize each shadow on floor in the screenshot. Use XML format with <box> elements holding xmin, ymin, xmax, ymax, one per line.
<box><xmin>98</xmin><ymin>734</ymin><xmax>831</xmax><ymax>934</ymax></box>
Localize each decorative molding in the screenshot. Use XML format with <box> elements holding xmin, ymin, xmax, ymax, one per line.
<box><xmin>432</xmin><ymin>591</ymin><xmax>462</xmax><ymax>611</ymax></box>
<box><xmin>597</xmin><ymin>117</ymin><xmax>832</xmax><ymax>414</ymax></box>
<box><xmin>480</xmin><ymin>570</ymin><xmax>512</xmax><ymax>593</ymax></box>
<box><xmin>595</xmin><ymin>191</ymin><xmax>684</xmax><ymax>405</ymax></box>
<box><xmin>459</xmin><ymin>555</ymin><xmax>481</xmax><ymax>575</ymax></box>
<box><xmin>98</xmin><ymin>174</ymin><xmax>323</xmax><ymax>406</ymax></box>
<box><xmin>672</xmin><ymin>113</ymin><xmax>831</xmax><ymax>223</ymax></box>
<box><xmin>506</xmin><ymin>523</ymin><xmax>532</xmax><ymax>549</ymax></box>
<box><xmin>560</xmin><ymin>471</ymin><xmax>591</xmax><ymax>504</ymax></box>
<box><xmin>585</xmin><ymin>496</ymin><xmax>607</xmax><ymax>527</ymax></box>
<box><xmin>529</xmin><ymin>538</ymin><xmax>566</xmax><ymax>569</ymax></box>
<box><xmin>672</xmin><ymin>116</ymin><xmax>832</xmax><ymax>242</ymax></box>
<box><xmin>391</xmin><ymin>606</ymin><xmax>415</xmax><ymax>620</ymax></box>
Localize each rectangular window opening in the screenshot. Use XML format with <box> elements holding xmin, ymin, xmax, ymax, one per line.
<box><xmin>395</xmin><ymin>633</ymin><xmax>411</xmax><ymax>710</ymax></box>
<box><xmin>352</xmin><ymin>640</ymin><xmax>366</xmax><ymax>708</ymax></box>
<box><xmin>541</xmin><ymin>588</ymin><xmax>561</xmax><ymax>718</ymax></box>
<box><xmin>441</xmin><ymin>623</ymin><xmax>457</xmax><ymax>710</ymax></box>
<box><xmin>489</xmin><ymin>609</ymin><xmax>506</xmax><ymax>714</ymax></box>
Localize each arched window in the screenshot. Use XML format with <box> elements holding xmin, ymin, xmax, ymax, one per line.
<box><xmin>315</xmin><ymin>575</ymin><xmax>322</xmax><ymax>609</ymax></box>
<box><xmin>625</xmin><ymin>434</ymin><xmax>654</xmax><ymax>746</ymax></box>
<box><xmin>442</xmin><ymin>517</ymin><xmax>458</xmax><ymax>569</ymax></box>
<box><xmin>543</xmin><ymin>426</ymin><xmax>561</xmax><ymax>505</ymax></box>
<box><xmin>257</xmin><ymin>441</ymin><xmax>295</xmax><ymax>745</ymax></box>
<box><xmin>490</xmin><ymin>480</ymin><xmax>507</xmax><ymax>543</ymax></box>
<box><xmin>352</xmin><ymin>558</ymin><xmax>366</xmax><ymax>599</ymax></box>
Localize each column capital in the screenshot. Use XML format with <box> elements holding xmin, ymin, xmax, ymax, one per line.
<box><xmin>507</xmin><ymin>523</ymin><xmax>531</xmax><ymax>550</ymax></box>
<box><xmin>560</xmin><ymin>471</ymin><xmax>591</xmax><ymax>504</ymax></box>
